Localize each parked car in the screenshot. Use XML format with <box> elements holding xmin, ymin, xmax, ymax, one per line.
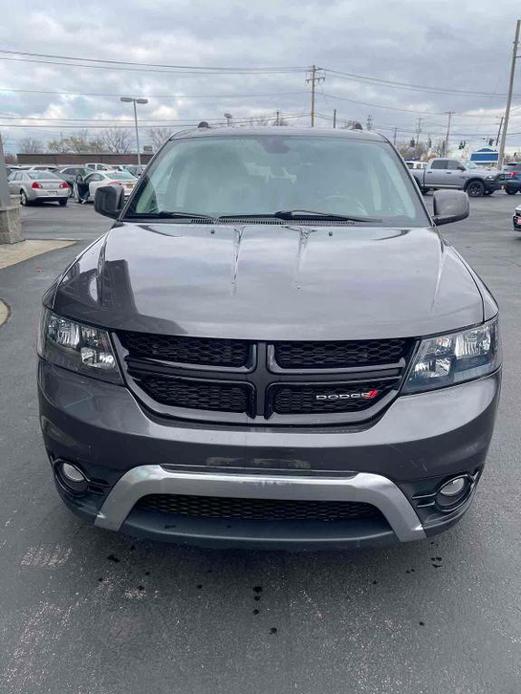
<box><xmin>8</xmin><ymin>170</ymin><xmax>69</xmax><ymax>206</ymax></box>
<box><xmin>122</xmin><ymin>164</ymin><xmax>146</xmax><ymax>177</ymax></box>
<box><xmin>512</xmin><ymin>204</ymin><xmax>521</xmax><ymax>229</ymax></box>
<box><xmin>25</xmin><ymin>165</ymin><xmax>59</xmax><ymax>172</ymax></box>
<box><xmin>499</xmin><ymin>162</ymin><xmax>521</xmax><ymax>194</ymax></box>
<box><xmin>405</xmin><ymin>161</ymin><xmax>426</xmax><ymax>170</ymax></box>
<box><xmin>75</xmin><ymin>170</ymin><xmax>137</xmax><ymax>203</ymax></box>
<box><xmin>56</xmin><ymin>166</ymin><xmax>88</xmax><ymax>194</ymax></box>
<box><xmin>411</xmin><ymin>158</ymin><xmax>501</xmax><ymax>197</ymax></box>
<box><xmin>38</xmin><ymin>127</ymin><xmax>501</xmax><ymax>549</ymax></box>
<box><xmin>85</xmin><ymin>162</ymin><xmax>116</xmax><ymax>172</ymax></box>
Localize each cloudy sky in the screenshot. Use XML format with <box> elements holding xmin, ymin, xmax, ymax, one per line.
<box><xmin>1</xmin><ymin>0</ymin><xmax>521</xmax><ymax>153</ymax></box>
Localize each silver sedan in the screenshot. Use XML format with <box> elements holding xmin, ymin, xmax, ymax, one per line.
<box><xmin>7</xmin><ymin>170</ymin><xmax>70</xmax><ymax>206</ymax></box>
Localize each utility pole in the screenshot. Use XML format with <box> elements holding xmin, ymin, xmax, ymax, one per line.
<box><xmin>333</xmin><ymin>109</ymin><xmax>337</xmax><ymax>128</ymax></box>
<box><xmin>495</xmin><ymin>116</ymin><xmax>504</xmax><ymax>147</ymax></box>
<box><xmin>415</xmin><ymin>117</ymin><xmax>423</xmax><ymax>146</ymax></box>
<box><xmin>393</xmin><ymin>127</ymin><xmax>398</xmax><ymax>146</ymax></box>
<box><xmin>444</xmin><ymin>111</ymin><xmax>455</xmax><ymax>156</ymax></box>
<box><xmin>275</xmin><ymin>110</ymin><xmax>280</xmax><ymax>126</ymax></box>
<box><xmin>306</xmin><ymin>65</ymin><xmax>325</xmax><ymax>127</ymax></box>
<box><xmin>366</xmin><ymin>114</ymin><xmax>373</xmax><ymax>131</ymax></box>
<box><xmin>498</xmin><ymin>19</ymin><xmax>521</xmax><ymax>169</ymax></box>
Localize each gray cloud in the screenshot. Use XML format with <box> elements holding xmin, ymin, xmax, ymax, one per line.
<box><xmin>1</xmin><ymin>0</ymin><xmax>521</xmax><ymax>152</ymax></box>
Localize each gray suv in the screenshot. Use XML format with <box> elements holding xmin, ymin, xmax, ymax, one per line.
<box><xmin>37</xmin><ymin>128</ymin><xmax>501</xmax><ymax>549</ymax></box>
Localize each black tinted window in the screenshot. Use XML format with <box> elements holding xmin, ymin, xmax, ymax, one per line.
<box><xmin>431</xmin><ymin>160</ymin><xmax>448</xmax><ymax>170</ymax></box>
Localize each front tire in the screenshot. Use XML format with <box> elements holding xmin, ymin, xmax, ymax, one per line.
<box><xmin>505</xmin><ymin>186</ymin><xmax>518</xmax><ymax>195</ymax></box>
<box><xmin>20</xmin><ymin>190</ymin><xmax>28</xmax><ymax>206</ymax></box>
<box><xmin>465</xmin><ymin>180</ymin><xmax>485</xmax><ymax>197</ymax></box>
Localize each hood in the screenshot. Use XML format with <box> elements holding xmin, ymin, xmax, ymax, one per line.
<box><xmin>50</xmin><ymin>222</ymin><xmax>484</xmax><ymax>340</ymax></box>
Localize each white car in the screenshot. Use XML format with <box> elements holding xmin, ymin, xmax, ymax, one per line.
<box><xmin>78</xmin><ymin>170</ymin><xmax>138</xmax><ymax>203</ymax></box>
<box><xmin>85</xmin><ymin>162</ymin><xmax>116</xmax><ymax>171</ymax></box>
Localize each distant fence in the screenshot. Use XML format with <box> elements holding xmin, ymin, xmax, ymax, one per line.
<box><xmin>16</xmin><ymin>153</ymin><xmax>154</xmax><ymax>166</ymax></box>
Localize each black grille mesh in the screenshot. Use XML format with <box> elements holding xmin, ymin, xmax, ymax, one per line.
<box><xmin>136</xmin><ymin>376</ymin><xmax>251</xmax><ymax>413</ymax></box>
<box><xmin>137</xmin><ymin>494</ymin><xmax>383</xmax><ymax>522</ymax></box>
<box><xmin>119</xmin><ymin>331</ymin><xmax>250</xmax><ymax>368</ymax></box>
<box><xmin>271</xmin><ymin>381</ymin><xmax>395</xmax><ymax>414</ymax></box>
<box><xmin>274</xmin><ymin>339</ymin><xmax>411</xmax><ymax>369</ymax></box>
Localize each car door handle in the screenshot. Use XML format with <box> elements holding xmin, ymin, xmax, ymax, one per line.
<box><xmin>427</xmin><ymin>171</ymin><xmax>433</xmax><ymax>174</ymax></box>
<box><xmin>446</xmin><ymin>172</ymin><xmax>452</xmax><ymax>174</ymax></box>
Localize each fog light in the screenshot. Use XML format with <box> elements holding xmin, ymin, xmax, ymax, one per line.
<box><xmin>56</xmin><ymin>461</ymin><xmax>88</xmax><ymax>493</ymax></box>
<box><xmin>436</xmin><ymin>476</ymin><xmax>471</xmax><ymax>510</ymax></box>
<box><xmin>439</xmin><ymin>477</ymin><xmax>467</xmax><ymax>497</ymax></box>
<box><xmin>62</xmin><ymin>463</ymin><xmax>85</xmax><ymax>483</ymax></box>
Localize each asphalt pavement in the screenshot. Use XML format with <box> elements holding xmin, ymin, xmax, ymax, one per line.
<box><xmin>1</xmin><ymin>195</ymin><xmax>520</xmax><ymax>693</ymax></box>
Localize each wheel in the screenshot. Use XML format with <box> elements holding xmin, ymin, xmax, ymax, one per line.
<box><xmin>465</xmin><ymin>180</ymin><xmax>485</xmax><ymax>197</ymax></box>
<box><xmin>20</xmin><ymin>190</ymin><xmax>28</xmax><ymax>206</ymax></box>
<box><xmin>58</xmin><ymin>198</ymin><xmax>67</xmax><ymax>207</ymax></box>
<box><xmin>505</xmin><ymin>186</ymin><xmax>518</xmax><ymax>195</ymax></box>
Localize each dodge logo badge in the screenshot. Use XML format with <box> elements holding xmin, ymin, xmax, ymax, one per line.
<box><xmin>315</xmin><ymin>389</ymin><xmax>379</xmax><ymax>401</ymax></box>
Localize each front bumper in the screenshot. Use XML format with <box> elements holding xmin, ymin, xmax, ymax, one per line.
<box><xmin>483</xmin><ymin>178</ymin><xmax>501</xmax><ymax>192</ymax></box>
<box><xmin>38</xmin><ymin>359</ymin><xmax>501</xmax><ymax>548</ymax></box>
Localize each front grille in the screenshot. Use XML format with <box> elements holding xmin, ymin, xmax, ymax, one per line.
<box><xmin>118</xmin><ymin>333</ymin><xmax>414</xmax><ymax>424</ymax></box>
<box><xmin>136</xmin><ymin>375</ymin><xmax>252</xmax><ymax>414</ymax></box>
<box><xmin>136</xmin><ymin>494</ymin><xmax>383</xmax><ymax>522</ymax></box>
<box><xmin>274</xmin><ymin>338</ymin><xmax>411</xmax><ymax>369</ymax></box>
<box><xmin>119</xmin><ymin>330</ymin><xmax>250</xmax><ymax>368</ymax></box>
<box><xmin>271</xmin><ymin>381</ymin><xmax>395</xmax><ymax>415</ymax></box>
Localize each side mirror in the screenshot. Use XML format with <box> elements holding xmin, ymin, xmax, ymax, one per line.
<box><xmin>432</xmin><ymin>189</ymin><xmax>469</xmax><ymax>226</ymax></box>
<box><xmin>94</xmin><ymin>185</ymin><xmax>125</xmax><ymax>219</ymax></box>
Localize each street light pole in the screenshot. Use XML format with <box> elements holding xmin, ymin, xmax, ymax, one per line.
<box><xmin>120</xmin><ymin>97</ymin><xmax>148</xmax><ymax>166</ymax></box>
<box><xmin>498</xmin><ymin>19</ymin><xmax>521</xmax><ymax>170</ymax></box>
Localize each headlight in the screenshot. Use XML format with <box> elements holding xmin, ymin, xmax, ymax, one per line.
<box><xmin>403</xmin><ymin>317</ymin><xmax>500</xmax><ymax>394</ymax></box>
<box><xmin>39</xmin><ymin>309</ymin><xmax>122</xmax><ymax>383</ymax></box>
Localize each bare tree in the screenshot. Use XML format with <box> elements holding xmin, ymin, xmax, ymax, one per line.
<box><xmin>244</xmin><ymin>116</ymin><xmax>271</xmax><ymax>127</ymax></box>
<box><xmin>102</xmin><ymin>128</ymin><xmax>132</xmax><ymax>154</ymax></box>
<box><xmin>397</xmin><ymin>141</ymin><xmax>428</xmax><ymax>161</ymax></box>
<box><xmin>148</xmin><ymin>127</ymin><xmax>172</xmax><ymax>152</ymax></box>
<box><xmin>48</xmin><ymin>130</ymin><xmax>105</xmax><ymax>154</ymax></box>
<box><xmin>18</xmin><ymin>137</ymin><xmax>44</xmax><ymax>154</ymax></box>
<box><xmin>341</xmin><ymin>120</ymin><xmax>363</xmax><ymax>130</ymax></box>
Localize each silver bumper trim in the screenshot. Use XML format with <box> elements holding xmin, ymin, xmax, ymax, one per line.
<box><xmin>95</xmin><ymin>466</ymin><xmax>425</xmax><ymax>542</ymax></box>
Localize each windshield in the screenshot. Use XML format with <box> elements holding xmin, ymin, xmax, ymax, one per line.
<box><xmin>126</xmin><ymin>134</ymin><xmax>429</xmax><ymax>226</ymax></box>
<box><xmin>105</xmin><ymin>171</ymin><xmax>136</xmax><ymax>180</ymax></box>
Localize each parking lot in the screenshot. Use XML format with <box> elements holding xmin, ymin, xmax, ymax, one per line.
<box><xmin>0</xmin><ymin>194</ymin><xmax>520</xmax><ymax>693</ymax></box>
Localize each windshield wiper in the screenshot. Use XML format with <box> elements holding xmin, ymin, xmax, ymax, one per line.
<box><xmin>272</xmin><ymin>209</ymin><xmax>382</xmax><ymax>223</ymax></box>
<box><xmin>125</xmin><ymin>210</ymin><xmax>216</xmax><ymax>220</ymax></box>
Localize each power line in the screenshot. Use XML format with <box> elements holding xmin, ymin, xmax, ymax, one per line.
<box><xmin>0</xmin><ymin>86</ymin><xmax>307</xmax><ymax>100</ymax></box>
<box><xmin>326</xmin><ymin>68</ymin><xmax>521</xmax><ymax>99</ymax></box>
<box><xmin>0</xmin><ymin>49</ymin><xmax>306</xmax><ymax>73</ymax></box>
<box><xmin>0</xmin><ymin>113</ymin><xmax>307</xmax><ymax>129</ymax></box>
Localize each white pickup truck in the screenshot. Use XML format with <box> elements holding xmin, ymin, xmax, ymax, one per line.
<box><xmin>411</xmin><ymin>158</ymin><xmax>501</xmax><ymax>197</ymax></box>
